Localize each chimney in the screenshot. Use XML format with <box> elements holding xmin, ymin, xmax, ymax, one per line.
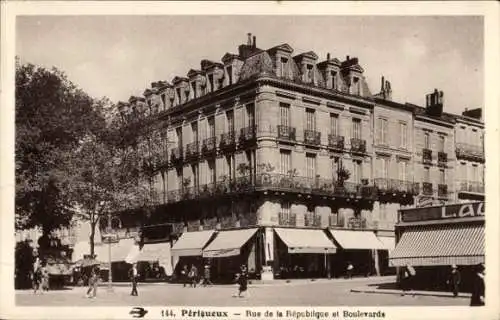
<box><xmin>327</xmin><ymin>53</ymin><xmax>331</xmax><ymax>61</ymax></box>
<box><xmin>252</xmin><ymin>36</ymin><xmax>256</xmax><ymax>48</ymax></box>
<box><xmin>346</xmin><ymin>55</ymin><xmax>350</xmax><ymax>61</ymax></box>
<box><xmin>247</xmin><ymin>33</ymin><xmax>252</xmax><ymax>46</ymax></box>
<box><xmin>380</xmin><ymin>76</ymin><xmax>385</xmax><ymax>92</ymax></box>
<box><xmin>426</xmin><ymin>89</ymin><xmax>444</xmax><ymax>116</ymax></box>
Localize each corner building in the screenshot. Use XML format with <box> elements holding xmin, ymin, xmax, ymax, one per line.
<box><xmin>116</xmin><ymin>35</ymin><xmax>484</xmax><ymax>281</ymax></box>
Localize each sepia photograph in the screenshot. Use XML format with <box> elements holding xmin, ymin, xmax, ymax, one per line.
<box><xmin>1</xmin><ymin>2</ymin><xmax>499</xmax><ymax>320</ymax></box>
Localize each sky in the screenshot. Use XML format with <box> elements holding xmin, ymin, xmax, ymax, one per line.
<box><xmin>16</xmin><ymin>15</ymin><xmax>484</xmax><ymax>115</ymax></box>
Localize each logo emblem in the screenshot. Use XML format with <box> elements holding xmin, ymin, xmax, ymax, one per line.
<box><xmin>130</xmin><ymin>307</ymin><xmax>148</xmax><ymax>318</ymax></box>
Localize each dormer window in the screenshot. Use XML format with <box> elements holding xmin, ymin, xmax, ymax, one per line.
<box><xmin>176</xmin><ymin>88</ymin><xmax>182</xmax><ymax>105</ymax></box>
<box><xmin>352</xmin><ymin>77</ymin><xmax>360</xmax><ymax>95</ymax></box>
<box><xmin>226</xmin><ymin>65</ymin><xmax>233</xmax><ymax>85</ymax></box>
<box><xmin>208</xmin><ymin>74</ymin><xmax>214</xmax><ymax>93</ymax></box>
<box><xmin>331</xmin><ymin>71</ymin><xmax>337</xmax><ymax>89</ymax></box>
<box><xmin>306</xmin><ymin>64</ymin><xmax>314</xmax><ymax>83</ymax></box>
<box><xmin>218</xmin><ymin>77</ymin><xmax>224</xmax><ymax>90</ymax></box>
<box><xmin>191</xmin><ymin>82</ymin><xmax>197</xmax><ymax>99</ymax></box>
<box><xmin>280</xmin><ymin>57</ymin><xmax>288</xmax><ymax>77</ymax></box>
<box><xmin>160</xmin><ymin>94</ymin><xmax>166</xmax><ymax>109</ymax></box>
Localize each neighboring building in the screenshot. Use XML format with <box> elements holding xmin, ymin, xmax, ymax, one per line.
<box><xmin>107</xmin><ymin>34</ymin><xmax>484</xmax><ymax>281</ymax></box>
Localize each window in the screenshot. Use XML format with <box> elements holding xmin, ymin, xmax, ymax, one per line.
<box><xmin>225</xmin><ymin>155</ymin><xmax>234</xmax><ymax>179</ymax></box>
<box><xmin>306</xmin><ymin>153</ymin><xmax>316</xmax><ymax>179</ymax></box>
<box><xmin>306</xmin><ymin>109</ymin><xmax>316</xmax><ymax>131</ymax></box>
<box><xmin>208</xmin><ymin>159</ymin><xmax>216</xmax><ymax>184</ymax></box>
<box><xmin>438</xmin><ymin>136</ymin><xmax>445</xmax><ymax>152</ymax></box>
<box><xmin>176</xmin><ymin>127</ymin><xmax>183</xmax><ymax>147</ymax></box>
<box><xmin>176</xmin><ymin>168</ymin><xmax>183</xmax><ymax>190</ymax></box>
<box><xmin>208</xmin><ymin>74</ymin><xmax>214</xmax><ymax>92</ymax></box>
<box><xmin>280</xmin><ymin>103</ymin><xmax>290</xmax><ymax>127</ymax></box>
<box><xmin>226</xmin><ymin>66</ymin><xmax>233</xmax><ymax>85</ymax></box>
<box><xmin>331</xmin><ymin>71</ymin><xmax>337</xmax><ymax>89</ymax></box>
<box><xmin>176</xmin><ymin>88</ymin><xmax>182</xmax><ymax>105</ymax></box>
<box><xmin>423</xmin><ymin>167</ymin><xmax>430</xmax><ymax>183</ymax></box>
<box><xmin>191</xmin><ymin>82</ymin><xmax>197</xmax><ymax>99</ymax></box>
<box><xmin>424</xmin><ymin>132</ymin><xmax>430</xmax><ymax>149</ymax></box>
<box><xmin>280</xmin><ymin>201</ymin><xmax>291</xmax><ymax>215</ymax></box>
<box><xmin>280</xmin><ymin>57</ymin><xmax>288</xmax><ymax>77</ymax></box>
<box><xmin>306</xmin><ymin>64</ymin><xmax>314</xmax><ymax>83</ymax></box>
<box><xmin>330</xmin><ymin>114</ymin><xmax>339</xmax><ymax>136</ymax></box>
<box><xmin>208</xmin><ymin>116</ymin><xmax>215</xmax><ymax>138</ymax></box>
<box><xmin>192</xmin><ymin>164</ymin><xmax>199</xmax><ymax>189</ymax></box>
<box><xmin>460</xmin><ymin>163</ymin><xmax>467</xmax><ymax>181</ymax></box>
<box><xmin>191</xmin><ymin>122</ymin><xmax>198</xmax><ymax>143</ymax></box>
<box><xmin>280</xmin><ymin>150</ymin><xmax>291</xmax><ymax>174</ymax></box>
<box><xmin>398</xmin><ymin>161</ymin><xmax>407</xmax><ymax>181</ymax></box>
<box><xmin>352</xmin><ymin>77</ymin><xmax>360</xmax><ymax>95</ymax></box>
<box><xmin>246</xmin><ymin>104</ymin><xmax>255</xmax><ymax>127</ymax></box>
<box><xmin>161</xmin><ymin>94</ymin><xmax>166</xmax><ymax>108</ymax></box>
<box><xmin>400</xmin><ymin>122</ymin><xmax>408</xmax><ymax>148</ymax></box>
<box><xmin>352</xmin><ymin>118</ymin><xmax>361</xmax><ymax>140</ymax></box>
<box><xmin>472</xmin><ymin>165</ymin><xmax>479</xmax><ymax>182</ymax></box>
<box><xmin>332</xmin><ymin>157</ymin><xmax>339</xmax><ymax>179</ymax></box>
<box><xmin>353</xmin><ymin>160</ymin><xmax>362</xmax><ymax>183</ymax></box>
<box><xmin>378</xmin><ymin>118</ymin><xmax>388</xmax><ymax>144</ymax></box>
<box><xmin>227</xmin><ymin>110</ymin><xmax>234</xmax><ymax>133</ymax></box>
<box><xmin>379</xmin><ymin>158</ymin><xmax>388</xmax><ymax>179</ymax></box>
<box><xmin>439</xmin><ymin>169</ymin><xmax>445</xmax><ymax>185</ymax></box>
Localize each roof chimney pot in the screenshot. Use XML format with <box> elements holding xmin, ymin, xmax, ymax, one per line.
<box><xmin>252</xmin><ymin>36</ymin><xmax>256</xmax><ymax>48</ymax></box>
<box><xmin>247</xmin><ymin>33</ymin><xmax>252</xmax><ymax>46</ymax></box>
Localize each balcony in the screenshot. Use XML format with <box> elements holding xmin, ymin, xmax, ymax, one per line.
<box><xmin>201</xmin><ymin>137</ymin><xmax>217</xmax><ymax>157</ymax></box>
<box><xmin>350</xmin><ymin>138</ymin><xmax>366</xmax><ymax>154</ymax></box>
<box><xmin>239</xmin><ymin>126</ymin><xmax>256</xmax><ymax>145</ymax></box>
<box><xmin>277</xmin><ymin>125</ymin><xmax>296</xmax><ymax>142</ymax></box>
<box><xmin>328</xmin><ymin>135</ymin><xmax>345</xmax><ymax>151</ymax></box>
<box><xmin>456</xmin><ymin>143</ymin><xmax>485</xmax><ymax>162</ymax></box>
<box><xmin>374</xmin><ymin>178</ymin><xmax>420</xmax><ymax>195</ymax></box>
<box><xmin>422</xmin><ymin>148</ymin><xmax>432</xmax><ymax>164</ymax></box>
<box><xmin>279</xmin><ymin>213</ymin><xmax>297</xmax><ymax>226</ymax></box>
<box><xmin>304</xmin><ymin>130</ymin><xmax>321</xmax><ymax>146</ymax></box>
<box><xmin>185</xmin><ymin>142</ymin><xmax>199</xmax><ymax>161</ymax></box>
<box><xmin>438</xmin><ymin>152</ymin><xmax>448</xmax><ymax>167</ymax></box>
<box><xmin>166</xmin><ymin>189</ymin><xmax>182</xmax><ymax>203</ymax></box>
<box><xmin>169</xmin><ymin>147</ymin><xmax>183</xmax><ymax>166</ymax></box>
<box><xmin>438</xmin><ymin>184</ymin><xmax>448</xmax><ymax>198</ymax></box>
<box><xmin>304</xmin><ymin>214</ymin><xmax>322</xmax><ymax>227</ymax></box>
<box><xmin>198</xmin><ymin>183</ymin><xmax>216</xmax><ymax>199</ymax></box>
<box><xmin>422</xmin><ymin>182</ymin><xmax>433</xmax><ymax>196</ymax></box>
<box><xmin>182</xmin><ymin>186</ymin><xmax>199</xmax><ymax>200</ymax></box>
<box><xmin>219</xmin><ymin>131</ymin><xmax>236</xmax><ymax>151</ymax></box>
<box><xmin>459</xmin><ymin>181</ymin><xmax>484</xmax><ymax>194</ymax></box>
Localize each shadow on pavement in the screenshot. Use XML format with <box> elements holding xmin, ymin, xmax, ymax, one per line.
<box><xmin>367</xmin><ymin>282</ymin><xmax>399</xmax><ymax>290</ymax></box>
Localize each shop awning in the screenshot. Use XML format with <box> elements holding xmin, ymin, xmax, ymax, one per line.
<box><xmin>138</xmin><ymin>242</ymin><xmax>173</xmax><ymax>276</ymax></box>
<box><xmin>203</xmin><ymin>228</ymin><xmax>258</xmax><ymax>258</ymax></box>
<box><xmin>171</xmin><ymin>230</ymin><xmax>215</xmax><ymax>257</ymax></box>
<box><xmin>328</xmin><ymin>229</ymin><xmax>385</xmax><ymax>250</ymax></box>
<box><xmin>390</xmin><ymin>224</ymin><xmax>484</xmax><ymax>267</ymax></box>
<box><xmin>274</xmin><ymin>228</ymin><xmax>337</xmax><ymax>254</ymax></box>
<box><xmin>377</xmin><ymin>236</ymin><xmax>396</xmax><ymax>251</ymax></box>
<box><xmin>94</xmin><ymin>238</ymin><xmax>138</xmax><ymax>263</ymax></box>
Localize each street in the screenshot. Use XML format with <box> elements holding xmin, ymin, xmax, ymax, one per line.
<box><xmin>16</xmin><ymin>277</ymin><xmax>470</xmax><ymax>307</ymax></box>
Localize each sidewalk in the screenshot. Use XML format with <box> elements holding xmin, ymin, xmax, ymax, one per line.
<box><xmin>351</xmin><ymin>286</ymin><xmax>472</xmax><ymax>299</ymax></box>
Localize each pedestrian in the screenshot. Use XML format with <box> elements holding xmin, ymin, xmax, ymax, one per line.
<box><xmin>32</xmin><ymin>266</ymin><xmax>42</xmax><ymax>294</ymax></box>
<box><xmin>346</xmin><ymin>262</ymin><xmax>354</xmax><ymax>279</ymax></box>
<box><xmin>202</xmin><ymin>264</ymin><xmax>213</xmax><ymax>287</ymax></box>
<box><xmin>129</xmin><ymin>262</ymin><xmax>139</xmax><ymax>296</ymax></box>
<box><xmin>470</xmin><ymin>263</ymin><xmax>485</xmax><ymax>306</ymax></box>
<box><xmin>401</xmin><ymin>264</ymin><xmax>416</xmax><ymax>296</ymax></box>
<box><xmin>181</xmin><ymin>265</ymin><xmax>189</xmax><ymax>287</ymax></box>
<box><xmin>86</xmin><ymin>266</ymin><xmax>98</xmax><ymax>298</ymax></box>
<box><xmin>446</xmin><ymin>265</ymin><xmax>461</xmax><ymax>297</ymax></box>
<box><xmin>234</xmin><ymin>265</ymin><xmax>249</xmax><ymax>298</ymax></box>
<box><xmin>188</xmin><ymin>264</ymin><xmax>198</xmax><ymax>288</ymax></box>
<box><xmin>40</xmin><ymin>264</ymin><xmax>50</xmax><ymax>292</ymax></box>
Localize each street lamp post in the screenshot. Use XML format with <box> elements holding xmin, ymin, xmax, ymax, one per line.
<box><xmin>105</xmin><ymin>212</ymin><xmax>120</xmax><ymax>292</ymax></box>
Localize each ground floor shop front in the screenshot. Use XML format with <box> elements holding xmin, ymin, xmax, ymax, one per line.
<box><xmin>390</xmin><ymin>202</ymin><xmax>485</xmax><ymax>293</ymax></box>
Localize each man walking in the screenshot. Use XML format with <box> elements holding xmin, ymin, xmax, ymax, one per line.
<box><xmin>470</xmin><ymin>263</ymin><xmax>485</xmax><ymax>306</ymax></box>
<box><xmin>447</xmin><ymin>265</ymin><xmax>461</xmax><ymax>297</ymax></box>
<box><xmin>86</xmin><ymin>266</ymin><xmax>98</xmax><ymax>298</ymax></box>
<box><xmin>202</xmin><ymin>264</ymin><xmax>213</xmax><ymax>287</ymax></box>
<box><xmin>129</xmin><ymin>263</ymin><xmax>139</xmax><ymax>296</ymax></box>
<box><xmin>188</xmin><ymin>264</ymin><xmax>198</xmax><ymax>288</ymax></box>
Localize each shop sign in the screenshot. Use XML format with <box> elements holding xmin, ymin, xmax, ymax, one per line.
<box><xmin>348</xmin><ymin>217</ymin><xmax>366</xmax><ymax>229</ymax></box>
<box><xmin>401</xmin><ymin>202</ymin><xmax>484</xmax><ymax>223</ymax></box>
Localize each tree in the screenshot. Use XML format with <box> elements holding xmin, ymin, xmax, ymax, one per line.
<box><xmin>15</xmin><ymin>61</ymin><xmax>104</xmax><ymax>236</ymax></box>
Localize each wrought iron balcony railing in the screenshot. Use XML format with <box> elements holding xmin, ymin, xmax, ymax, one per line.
<box><xmin>438</xmin><ymin>152</ymin><xmax>448</xmax><ymax>166</ymax></box>
<box><xmin>277</xmin><ymin>125</ymin><xmax>296</xmax><ymax>141</ymax></box>
<box><xmin>422</xmin><ymin>182</ymin><xmax>433</xmax><ymax>195</ymax></box>
<box><xmin>198</xmin><ymin>183</ymin><xmax>216</xmax><ymax>198</ymax></box>
<box><xmin>350</xmin><ymin>138</ymin><xmax>366</xmax><ymax>153</ymax></box>
<box><xmin>185</xmin><ymin>142</ymin><xmax>199</xmax><ymax>160</ymax></box>
<box><xmin>459</xmin><ymin>181</ymin><xmax>484</xmax><ymax>194</ymax></box>
<box><xmin>220</xmin><ymin>131</ymin><xmax>236</xmax><ymax>150</ymax></box>
<box><xmin>456</xmin><ymin>143</ymin><xmax>485</xmax><ymax>162</ymax></box>
<box><xmin>169</xmin><ymin>147</ymin><xmax>183</xmax><ymax>166</ymax></box>
<box><xmin>201</xmin><ymin>137</ymin><xmax>217</xmax><ymax>156</ymax></box>
<box><xmin>374</xmin><ymin>178</ymin><xmax>420</xmax><ymax>195</ymax></box>
<box><xmin>166</xmin><ymin>189</ymin><xmax>182</xmax><ymax>202</ymax></box>
<box><xmin>304</xmin><ymin>214</ymin><xmax>322</xmax><ymax>227</ymax></box>
<box><xmin>422</xmin><ymin>148</ymin><xmax>432</xmax><ymax>164</ymax></box>
<box><xmin>304</xmin><ymin>130</ymin><xmax>321</xmax><ymax>145</ymax></box>
<box><xmin>239</xmin><ymin>126</ymin><xmax>256</xmax><ymax>143</ymax></box>
<box><xmin>279</xmin><ymin>213</ymin><xmax>297</xmax><ymax>226</ymax></box>
<box><xmin>438</xmin><ymin>184</ymin><xmax>448</xmax><ymax>198</ymax></box>
<box><xmin>328</xmin><ymin>135</ymin><xmax>345</xmax><ymax>150</ymax></box>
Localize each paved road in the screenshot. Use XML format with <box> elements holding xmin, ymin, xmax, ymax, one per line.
<box><xmin>16</xmin><ymin>277</ymin><xmax>469</xmax><ymax>307</ymax></box>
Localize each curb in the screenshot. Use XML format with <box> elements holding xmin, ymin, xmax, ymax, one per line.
<box><xmin>350</xmin><ymin>288</ymin><xmax>471</xmax><ymax>299</ymax></box>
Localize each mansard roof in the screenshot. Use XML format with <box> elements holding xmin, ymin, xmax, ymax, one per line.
<box><xmin>221</xmin><ymin>52</ymin><xmax>241</xmax><ymax>63</ymax></box>
<box><xmin>238</xmin><ymin>51</ymin><xmax>274</xmax><ymax>81</ymax></box>
<box><xmin>293</xmin><ymin>51</ymin><xmax>319</xmax><ymax>62</ymax></box>
<box><xmin>172</xmin><ymin>76</ymin><xmax>189</xmax><ymax>84</ymax></box>
<box><xmin>201</xmin><ymin>59</ymin><xmax>224</xmax><ymax>71</ymax></box>
<box><xmin>187</xmin><ymin>69</ymin><xmax>203</xmax><ymax>77</ymax></box>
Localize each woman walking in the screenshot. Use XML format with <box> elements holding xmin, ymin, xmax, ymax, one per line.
<box><xmin>86</xmin><ymin>266</ymin><xmax>99</xmax><ymax>299</ymax></box>
<box><xmin>234</xmin><ymin>265</ymin><xmax>249</xmax><ymax>298</ymax></box>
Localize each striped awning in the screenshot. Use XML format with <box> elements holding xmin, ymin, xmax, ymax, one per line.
<box><xmin>390</xmin><ymin>223</ymin><xmax>484</xmax><ymax>267</ymax></box>
<box><xmin>274</xmin><ymin>228</ymin><xmax>337</xmax><ymax>254</ymax></box>
<box><xmin>172</xmin><ymin>230</ymin><xmax>215</xmax><ymax>257</ymax></box>
<box><xmin>328</xmin><ymin>229</ymin><xmax>386</xmax><ymax>250</ymax></box>
<box><xmin>203</xmin><ymin>228</ymin><xmax>258</xmax><ymax>258</ymax></box>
